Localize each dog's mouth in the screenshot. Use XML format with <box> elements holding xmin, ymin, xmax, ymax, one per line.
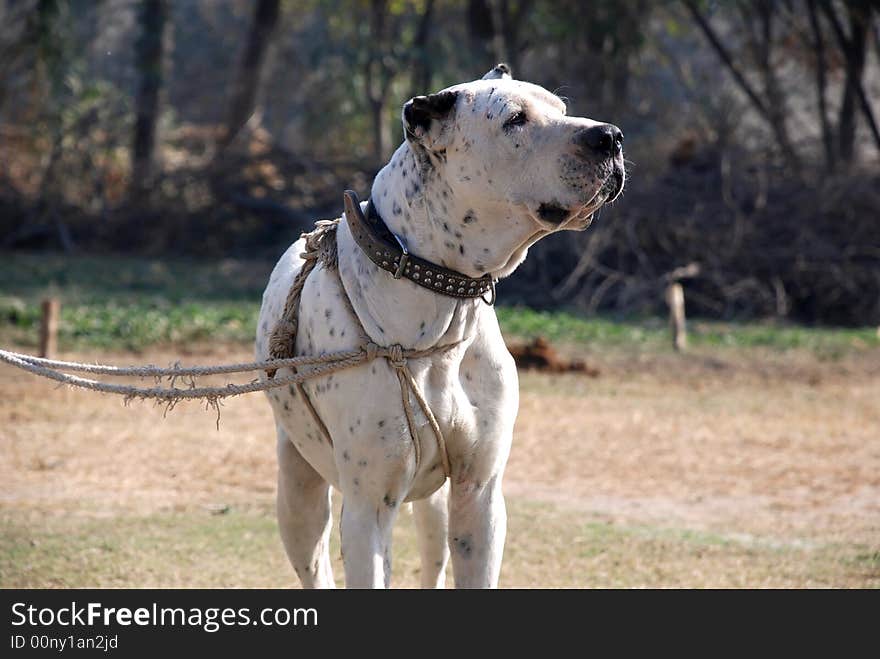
<box><xmin>533</xmin><ymin>169</ymin><xmax>625</xmax><ymax>230</ymax></box>
<box><xmin>601</xmin><ymin>168</ymin><xmax>625</xmax><ymax>203</ymax></box>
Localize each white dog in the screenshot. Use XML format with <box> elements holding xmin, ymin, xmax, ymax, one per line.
<box><xmin>255</xmin><ymin>64</ymin><xmax>624</xmax><ymax>588</ymax></box>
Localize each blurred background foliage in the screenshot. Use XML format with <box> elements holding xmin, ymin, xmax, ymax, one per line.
<box><xmin>1</xmin><ymin>0</ymin><xmax>878</xmax><ymax>325</ymax></box>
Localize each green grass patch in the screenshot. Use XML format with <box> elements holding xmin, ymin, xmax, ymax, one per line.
<box><xmin>0</xmin><ymin>252</ymin><xmax>271</xmax><ymax>350</ymax></box>
<box><xmin>1</xmin><ymin>252</ymin><xmax>877</xmax><ymax>354</ymax></box>
<box><xmin>497</xmin><ymin>306</ymin><xmax>879</xmax><ymax>355</ymax></box>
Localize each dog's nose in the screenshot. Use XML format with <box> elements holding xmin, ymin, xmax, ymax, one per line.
<box><xmin>575</xmin><ymin>124</ymin><xmax>623</xmax><ymax>158</ymax></box>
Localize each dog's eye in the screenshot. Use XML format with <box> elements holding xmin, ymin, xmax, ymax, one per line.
<box><xmin>503</xmin><ymin>110</ymin><xmax>528</xmax><ymax>129</ymax></box>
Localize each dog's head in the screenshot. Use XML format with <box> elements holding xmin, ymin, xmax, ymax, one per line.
<box><xmin>402</xmin><ymin>64</ymin><xmax>625</xmax><ymax>234</ymax></box>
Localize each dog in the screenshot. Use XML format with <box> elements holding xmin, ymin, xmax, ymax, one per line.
<box><xmin>255</xmin><ymin>64</ymin><xmax>624</xmax><ymax>588</ymax></box>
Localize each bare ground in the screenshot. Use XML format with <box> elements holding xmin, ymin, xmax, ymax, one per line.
<box><xmin>1</xmin><ymin>343</ymin><xmax>878</xmax><ymax>587</ymax></box>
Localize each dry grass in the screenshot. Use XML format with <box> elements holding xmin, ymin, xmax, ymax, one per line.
<box><xmin>1</xmin><ymin>343</ymin><xmax>878</xmax><ymax>588</ymax></box>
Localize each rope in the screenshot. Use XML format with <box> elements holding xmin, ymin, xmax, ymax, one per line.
<box><xmin>0</xmin><ymin>217</ymin><xmax>456</xmax><ymax>477</ymax></box>
<box><xmin>1</xmin><ymin>349</ymin><xmax>364</xmax><ymax>377</ymax></box>
<box><xmin>395</xmin><ymin>362</ymin><xmax>451</xmax><ymax>477</ymax></box>
<box><xmin>0</xmin><ymin>346</ymin><xmax>365</xmax><ymax>402</ymax></box>
<box><xmin>0</xmin><ymin>343</ymin><xmax>451</xmax><ymax>403</ymax></box>
<box><xmin>267</xmin><ymin>219</ymin><xmax>340</xmax><ymax>376</ymax></box>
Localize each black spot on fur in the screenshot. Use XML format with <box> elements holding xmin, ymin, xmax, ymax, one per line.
<box><xmin>453</xmin><ymin>535</ymin><xmax>473</xmax><ymax>559</ymax></box>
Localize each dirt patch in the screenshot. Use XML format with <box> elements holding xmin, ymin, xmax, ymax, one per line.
<box><xmin>509</xmin><ymin>347</ymin><xmax>880</xmax><ymax>543</ymax></box>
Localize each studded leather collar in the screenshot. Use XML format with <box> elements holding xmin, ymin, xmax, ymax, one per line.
<box><xmin>343</xmin><ymin>190</ymin><xmax>495</xmax><ymax>303</ymax></box>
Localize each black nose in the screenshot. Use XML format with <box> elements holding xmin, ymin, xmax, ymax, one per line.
<box><xmin>575</xmin><ymin>124</ymin><xmax>623</xmax><ymax>158</ymax></box>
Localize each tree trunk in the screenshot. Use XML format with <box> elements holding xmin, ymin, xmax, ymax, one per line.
<box><xmin>488</xmin><ymin>0</ymin><xmax>507</xmax><ymax>66</ymax></box>
<box><xmin>754</xmin><ymin>1</ymin><xmax>801</xmax><ymax>173</ymax></box>
<box><xmin>822</xmin><ymin>0</ymin><xmax>880</xmax><ymax>162</ymax></box>
<box><xmin>130</xmin><ymin>0</ymin><xmax>168</xmax><ymax>202</ymax></box>
<box><xmin>412</xmin><ymin>0</ymin><xmax>436</xmax><ymax>94</ymax></box>
<box><xmin>366</xmin><ymin>0</ymin><xmax>393</xmax><ymax>162</ymax></box>
<box><xmin>806</xmin><ymin>0</ymin><xmax>836</xmax><ymax>172</ymax></box>
<box><xmin>609</xmin><ymin>1</ymin><xmax>647</xmax><ymax>110</ymax></box>
<box><xmin>582</xmin><ymin>3</ymin><xmax>608</xmax><ymax>111</ymax></box>
<box><xmin>467</xmin><ymin>0</ymin><xmax>496</xmax><ymax>64</ymax></box>
<box><xmin>823</xmin><ymin>0</ymin><xmax>871</xmax><ymax>163</ymax></box>
<box><xmin>499</xmin><ymin>0</ymin><xmax>535</xmax><ymax>74</ymax></box>
<box><xmin>218</xmin><ymin>0</ymin><xmax>281</xmax><ymax>151</ymax></box>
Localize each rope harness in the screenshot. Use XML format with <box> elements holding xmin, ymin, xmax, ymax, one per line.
<box><xmin>0</xmin><ymin>218</ymin><xmax>453</xmax><ymax>478</ymax></box>
<box><xmin>266</xmin><ymin>217</ymin><xmax>453</xmax><ymax>477</ymax></box>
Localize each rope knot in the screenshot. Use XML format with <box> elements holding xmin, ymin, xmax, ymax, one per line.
<box><xmin>269</xmin><ymin>320</ymin><xmax>297</xmax><ymax>355</ymax></box>
<box><xmin>387</xmin><ymin>344</ymin><xmax>407</xmax><ymax>369</ymax></box>
<box><xmin>363</xmin><ymin>342</ymin><xmax>407</xmax><ymax>369</ymax></box>
<box><xmin>364</xmin><ymin>341</ymin><xmax>381</xmax><ymax>362</ymax></box>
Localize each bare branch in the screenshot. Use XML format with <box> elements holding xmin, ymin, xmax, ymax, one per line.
<box><xmin>819</xmin><ymin>0</ymin><xmax>880</xmax><ymax>157</ymax></box>
<box><xmin>683</xmin><ymin>0</ymin><xmax>802</xmax><ymax>172</ymax></box>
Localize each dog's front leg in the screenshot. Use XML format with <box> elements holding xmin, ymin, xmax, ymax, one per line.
<box><xmin>448</xmin><ymin>475</ymin><xmax>507</xmax><ymax>588</ymax></box>
<box><xmin>340</xmin><ymin>492</ymin><xmax>402</xmax><ymax>588</ymax></box>
<box><xmin>413</xmin><ymin>480</ymin><xmax>451</xmax><ymax>588</ymax></box>
<box><xmin>276</xmin><ymin>431</ymin><xmax>335</xmax><ymax>589</ymax></box>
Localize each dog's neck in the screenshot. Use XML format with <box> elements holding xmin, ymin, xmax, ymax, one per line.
<box><xmin>335</xmin><ymin>141</ymin><xmax>545</xmax><ymax>349</ymax></box>
<box><xmin>370</xmin><ymin>142</ymin><xmax>545</xmax><ymax>281</ymax></box>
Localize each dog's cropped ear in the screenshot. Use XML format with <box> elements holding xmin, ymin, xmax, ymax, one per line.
<box><xmin>482</xmin><ymin>63</ymin><xmax>512</xmax><ymax>80</ymax></box>
<box><xmin>403</xmin><ymin>90</ymin><xmax>459</xmax><ymax>149</ymax></box>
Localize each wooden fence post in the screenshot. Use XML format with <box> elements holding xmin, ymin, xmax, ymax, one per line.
<box><xmin>40</xmin><ymin>298</ymin><xmax>60</xmax><ymax>359</ymax></box>
<box><xmin>666</xmin><ymin>282</ymin><xmax>687</xmax><ymax>352</ymax></box>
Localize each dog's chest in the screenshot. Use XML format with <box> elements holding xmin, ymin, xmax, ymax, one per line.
<box><xmin>258</xmin><ymin>251</ymin><xmax>515</xmax><ymax>497</ymax></box>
